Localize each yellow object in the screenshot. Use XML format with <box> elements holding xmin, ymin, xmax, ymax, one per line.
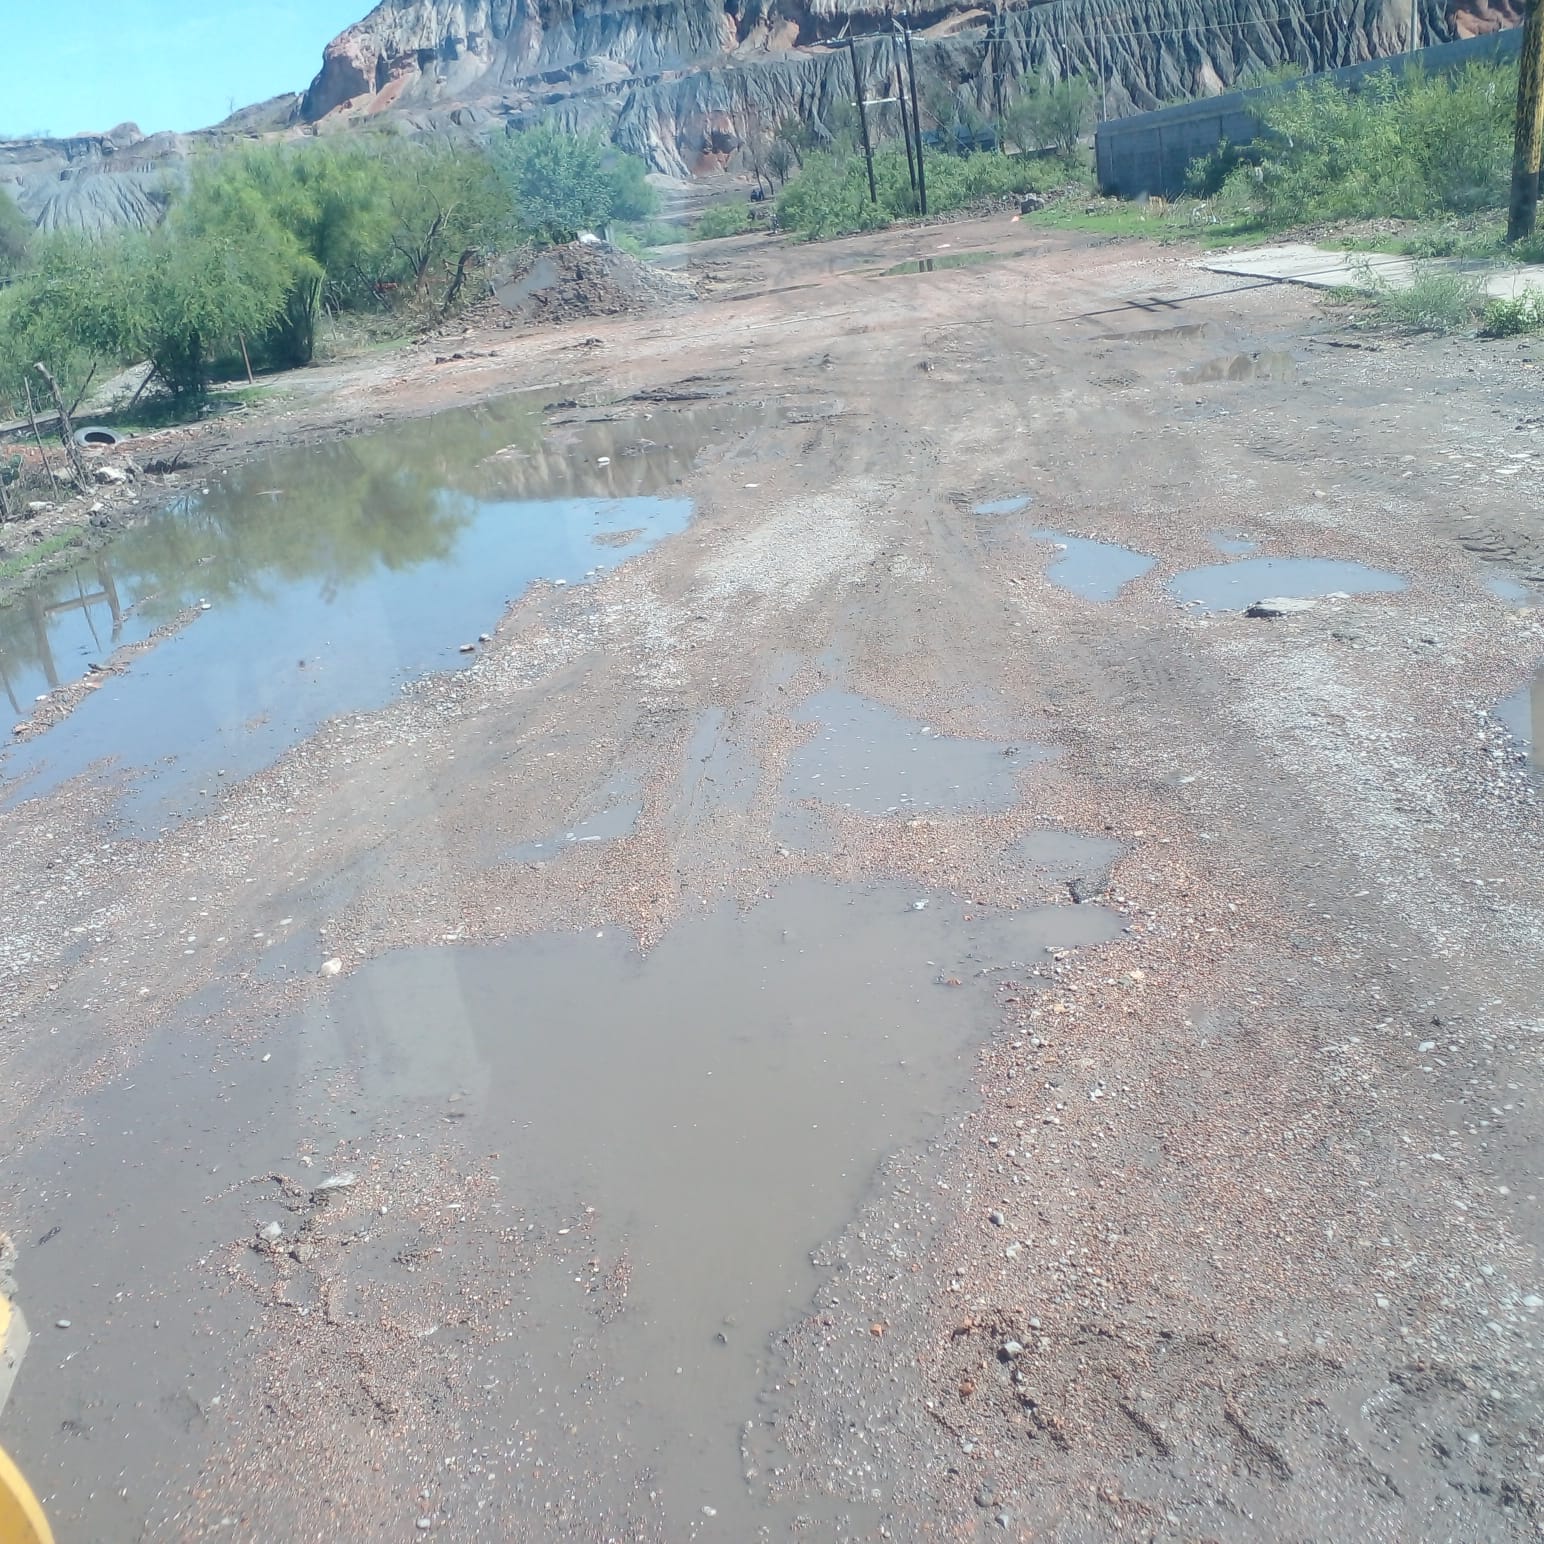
<box><xmin>0</xmin><ymin>1446</ymin><xmax>53</xmax><ymax>1544</ymax></box>
<box><xmin>0</xmin><ymin>1291</ymin><xmax>54</xmax><ymax>1544</ymax></box>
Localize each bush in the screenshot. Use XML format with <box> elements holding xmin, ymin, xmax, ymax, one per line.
<box><xmin>694</xmin><ymin>202</ymin><xmax>752</xmax><ymax>240</ymax></box>
<box><xmin>494</xmin><ymin>123</ymin><xmax>656</xmax><ymax>243</ymax></box>
<box><xmin>1480</xmin><ymin>291</ymin><xmax>1544</xmax><ymax>337</ymax></box>
<box><xmin>1246</xmin><ymin>62</ymin><xmax>1516</xmax><ymax>226</ymax></box>
<box><xmin>1003</xmin><ymin>77</ymin><xmax>1094</xmax><ymax>157</ymax></box>
<box><xmin>777</xmin><ymin>146</ymin><xmax>1073</xmax><ymax>240</ymax></box>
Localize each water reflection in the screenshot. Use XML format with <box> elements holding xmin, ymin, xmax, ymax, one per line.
<box><xmin>2</xmin><ymin>394</ymin><xmax>756</xmax><ymax>828</ymax></box>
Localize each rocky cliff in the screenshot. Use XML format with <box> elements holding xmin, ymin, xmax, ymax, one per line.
<box><xmin>0</xmin><ymin>0</ymin><xmax>1523</xmax><ymax>229</ymax></box>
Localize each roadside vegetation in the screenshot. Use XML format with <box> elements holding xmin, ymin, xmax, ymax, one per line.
<box><xmin>1086</xmin><ymin>60</ymin><xmax>1541</xmax><ymax>266</ymax></box>
<box><xmin>773</xmin><ymin>74</ymin><xmax>1096</xmax><ymax>241</ymax></box>
<box><xmin>0</xmin><ymin>126</ymin><xmax>658</xmax><ymax>424</ymax></box>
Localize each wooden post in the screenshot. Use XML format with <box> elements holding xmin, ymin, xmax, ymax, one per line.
<box><xmin>21</xmin><ymin>380</ymin><xmax>60</xmax><ymax>496</ymax></box>
<box><xmin>894</xmin><ymin>42</ymin><xmax>919</xmax><ymax>198</ymax></box>
<box><xmin>1508</xmin><ymin>0</ymin><xmax>1544</xmax><ymax>243</ymax></box>
<box><xmin>34</xmin><ymin>362</ymin><xmax>89</xmax><ymax>487</ymax></box>
<box><xmin>238</xmin><ymin>334</ymin><xmax>256</xmax><ymax>385</ymax></box>
<box><xmin>0</xmin><ymin>460</ymin><xmax>10</xmax><ymax>522</ymax></box>
<box><xmin>848</xmin><ymin>37</ymin><xmax>879</xmax><ymax>203</ymax></box>
<box><xmin>991</xmin><ymin>6</ymin><xmax>1006</xmax><ymax>141</ymax></box>
<box><xmin>903</xmin><ymin>19</ymin><xmax>928</xmax><ymax>215</ymax></box>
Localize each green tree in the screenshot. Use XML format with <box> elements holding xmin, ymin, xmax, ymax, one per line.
<box><xmin>496</xmin><ymin>123</ymin><xmax>614</xmax><ymax>242</ymax></box>
<box><xmin>1004</xmin><ymin>77</ymin><xmax>1094</xmax><ymax>157</ymax></box>
<box><xmin>381</xmin><ymin>140</ymin><xmax>513</xmax><ymax>293</ymax></box>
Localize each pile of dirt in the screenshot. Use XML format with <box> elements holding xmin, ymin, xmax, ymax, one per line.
<box><xmin>484</xmin><ymin>241</ymin><xmax>698</xmax><ymax>328</ymax></box>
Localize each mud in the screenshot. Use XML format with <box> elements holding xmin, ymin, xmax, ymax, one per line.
<box><xmin>1</xmin><ymin>213</ymin><xmax>1542</xmax><ymax>1544</ymax></box>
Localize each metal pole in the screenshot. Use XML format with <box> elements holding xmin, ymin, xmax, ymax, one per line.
<box><xmin>848</xmin><ymin>37</ymin><xmax>879</xmax><ymax>203</ymax></box>
<box><xmin>1410</xmin><ymin>0</ymin><xmax>1419</xmax><ymax>51</ymax></box>
<box><xmin>903</xmin><ymin>19</ymin><xmax>928</xmax><ymax>215</ymax></box>
<box><xmin>991</xmin><ymin>6</ymin><xmax>1006</xmax><ymax>140</ymax></box>
<box><xmin>1100</xmin><ymin>35</ymin><xmax>1109</xmax><ymax>123</ymax></box>
<box><xmin>1508</xmin><ymin>0</ymin><xmax>1544</xmax><ymax>241</ymax></box>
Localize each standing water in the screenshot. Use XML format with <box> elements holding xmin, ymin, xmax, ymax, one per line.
<box><xmin>1</xmin><ymin>396</ymin><xmax>759</xmax><ymax>829</ymax></box>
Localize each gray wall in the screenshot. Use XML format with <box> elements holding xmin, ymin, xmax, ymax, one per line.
<box><xmin>1094</xmin><ymin>26</ymin><xmax>1523</xmax><ymax>200</ymax></box>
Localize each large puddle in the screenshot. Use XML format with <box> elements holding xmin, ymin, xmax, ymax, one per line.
<box><xmin>5</xmin><ymin>879</ymin><xmax>1121</xmax><ymax>1537</ymax></box>
<box><xmin>2</xmin><ymin>397</ymin><xmax>757</xmax><ymax>829</ymax></box>
<box><xmin>1031</xmin><ymin>529</ymin><xmax>1156</xmax><ymax>603</ymax></box>
<box><xmin>882</xmin><ymin>250</ymin><xmax>1001</xmax><ymax>276</ymax></box>
<box><xmin>1167</xmin><ymin>556</ymin><xmax>1407</xmax><ymax>611</ymax></box>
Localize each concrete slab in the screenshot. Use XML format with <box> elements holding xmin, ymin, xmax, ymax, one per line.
<box><xmin>1202</xmin><ymin>242</ymin><xmax>1544</xmax><ymax>300</ymax></box>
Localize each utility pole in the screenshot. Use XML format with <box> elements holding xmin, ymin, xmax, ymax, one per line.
<box><xmin>1099</xmin><ymin>35</ymin><xmax>1109</xmax><ymax>123</ymax></box>
<box><xmin>902</xmin><ymin>17</ymin><xmax>928</xmax><ymax>215</ymax></box>
<box><xmin>848</xmin><ymin>37</ymin><xmax>878</xmax><ymax>203</ymax></box>
<box><xmin>895</xmin><ymin>50</ymin><xmax>919</xmax><ymax>198</ymax></box>
<box><xmin>1509</xmin><ymin>0</ymin><xmax>1544</xmax><ymax>242</ymax></box>
<box><xmin>1409</xmin><ymin>0</ymin><xmax>1419</xmax><ymax>51</ymax></box>
<box><xmin>990</xmin><ymin>5</ymin><xmax>1006</xmax><ymax>143</ymax></box>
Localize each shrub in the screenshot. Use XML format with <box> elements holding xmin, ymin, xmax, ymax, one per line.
<box><xmin>1362</xmin><ymin>262</ymin><xmax>1485</xmax><ymax>333</ymax></box>
<box><xmin>494</xmin><ymin>123</ymin><xmax>655</xmax><ymax>243</ymax></box>
<box><xmin>1480</xmin><ymin>291</ymin><xmax>1544</xmax><ymax>337</ymax></box>
<box><xmin>694</xmin><ymin>202</ymin><xmax>752</xmax><ymax>240</ymax></box>
<box><xmin>1003</xmin><ymin>77</ymin><xmax>1094</xmax><ymax>157</ymax></box>
<box><xmin>1247</xmin><ymin>62</ymin><xmax>1516</xmax><ymax>226</ymax></box>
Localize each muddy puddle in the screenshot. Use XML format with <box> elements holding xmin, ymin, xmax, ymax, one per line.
<box><xmin>1</xmin><ymin>396</ymin><xmax>765</xmax><ymax>831</ymax></box>
<box><xmin>1210</xmin><ymin>531</ymin><xmax>1259</xmax><ymax>556</ymax></box>
<box><xmin>3</xmin><ymin>878</ymin><xmax>1121</xmax><ymax>1538</ymax></box>
<box><xmin>1485</xmin><ymin>574</ymin><xmax>1535</xmax><ymax>604</ymax></box>
<box><xmin>882</xmin><ymin>250</ymin><xmax>1001</xmax><ymax>276</ymax></box>
<box><xmin>780</xmin><ymin>691</ymin><xmax>1050</xmax><ymax>843</ymax></box>
<box><xmin>1168</xmin><ymin>556</ymin><xmax>1407</xmax><ymax>611</ymax></box>
<box><xmin>1497</xmin><ymin>664</ymin><xmax>1543</xmax><ymax>770</ymax></box>
<box><xmin>1180</xmin><ymin>350</ymin><xmax>1295</xmax><ymax>384</ymax></box>
<box><xmin>505</xmin><ymin>771</ymin><xmax>644</xmax><ymax>861</ymax></box>
<box><xmin>1031</xmin><ymin>529</ymin><xmax>1156</xmax><ymax>603</ymax></box>
<box><xmin>974</xmin><ymin>493</ymin><xmax>1034</xmax><ymax>516</ymax></box>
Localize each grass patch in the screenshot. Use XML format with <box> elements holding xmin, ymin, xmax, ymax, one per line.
<box><xmin>1357</xmin><ymin>261</ymin><xmax>1486</xmax><ymax>333</ymax></box>
<box><xmin>1020</xmin><ymin>198</ymin><xmax>1269</xmax><ymax>248</ymax></box>
<box><xmin>0</xmin><ymin>528</ymin><xmax>83</xmax><ymax>584</ymax></box>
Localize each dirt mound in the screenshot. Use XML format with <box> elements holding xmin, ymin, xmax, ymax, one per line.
<box><xmin>487</xmin><ymin>242</ymin><xmax>697</xmax><ymax>328</ymax></box>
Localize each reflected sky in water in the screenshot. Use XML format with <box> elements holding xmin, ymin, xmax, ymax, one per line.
<box><xmin>1</xmin><ymin>394</ymin><xmax>737</xmax><ymax>828</ymax></box>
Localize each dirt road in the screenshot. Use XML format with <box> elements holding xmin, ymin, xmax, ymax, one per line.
<box><xmin>1</xmin><ymin>218</ymin><xmax>1541</xmax><ymax>1542</ymax></box>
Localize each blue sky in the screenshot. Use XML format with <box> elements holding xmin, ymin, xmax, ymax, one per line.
<box><xmin>3</xmin><ymin>0</ymin><xmax>369</xmax><ymax>138</ymax></box>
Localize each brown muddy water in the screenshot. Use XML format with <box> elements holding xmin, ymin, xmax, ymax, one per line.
<box><xmin>4</xmin><ymin>878</ymin><xmax>1122</xmax><ymax>1539</ymax></box>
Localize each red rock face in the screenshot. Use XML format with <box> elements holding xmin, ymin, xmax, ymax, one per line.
<box><xmin>1449</xmin><ymin>0</ymin><xmax>1523</xmax><ymax>36</ymax></box>
<box><xmin>306</xmin><ymin>34</ymin><xmax>382</xmax><ymax>118</ymax></box>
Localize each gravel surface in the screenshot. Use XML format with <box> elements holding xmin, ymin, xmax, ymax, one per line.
<box><xmin>0</xmin><ymin>216</ymin><xmax>1541</xmax><ymax>1542</ymax></box>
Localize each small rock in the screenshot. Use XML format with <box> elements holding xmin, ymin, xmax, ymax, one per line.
<box><xmin>55</xmin><ymin>1319</ymin><xmax>71</xmax><ymax>1329</ymax></box>
<box><xmin>257</xmin><ymin>1221</ymin><xmax>284</xmax><ymax>1243</ymax></box>
<box><xmin>975</xmin><ymin>1483</ymin><xmax>996</xmax><ymax>1508</ymax></box>
<box><xmin>321</xmin><ymin>958</ymin><xmax>343</xmax><ymax>976</ymax></box>
<box><xmin>988</xmin><ymin>1210</ymin><xmax>1006</xmax><ymax>1227</ymax></box>
<box><xmin>912</xmin><ymin>899</ymin><xmax>929</xmax><ymax>911</ymax></box>
<box><xmin>458</xmin><ymin>643</ymin><xmax>476</xmax><ymax>653</ymax></box>
<box><xmin>417</xmin><ymin>1521</ymin><xmax>432</xmax><ymax>1532</ymax></box>
<box><xmin>291</xmin><ymin>1241</ymin><xmax>317</xmax><ymax>1264</ymax></box>
<box><xmin>1245</xmin><ymin>596</ymin><xmax>1317</xmax><ymax>618</ymax></box>
<box><xmin>1001</xmin><ymin>1340</ymin><xmax>1024</xmax><ymax>1358</ymax></box>
<box><xmin>317</xmin><ymin>1171</ymin><xmax>358</xmax><ymax>1192</ymax></box>
<box><xmin>478</xmin><ymin>632</ymin><xmax>492</xmax><ymax>643</ymax></box>
<box><xmin>92</xmin><ymin>465</ymin><xmax>129</xmax><ymax>485</ymax></box>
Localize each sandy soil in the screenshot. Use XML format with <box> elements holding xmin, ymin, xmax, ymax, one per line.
<box><xmin>1</xmin><ymin>216</ymin><xmax>1542</xmax><ymax>1542</ymax></box>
